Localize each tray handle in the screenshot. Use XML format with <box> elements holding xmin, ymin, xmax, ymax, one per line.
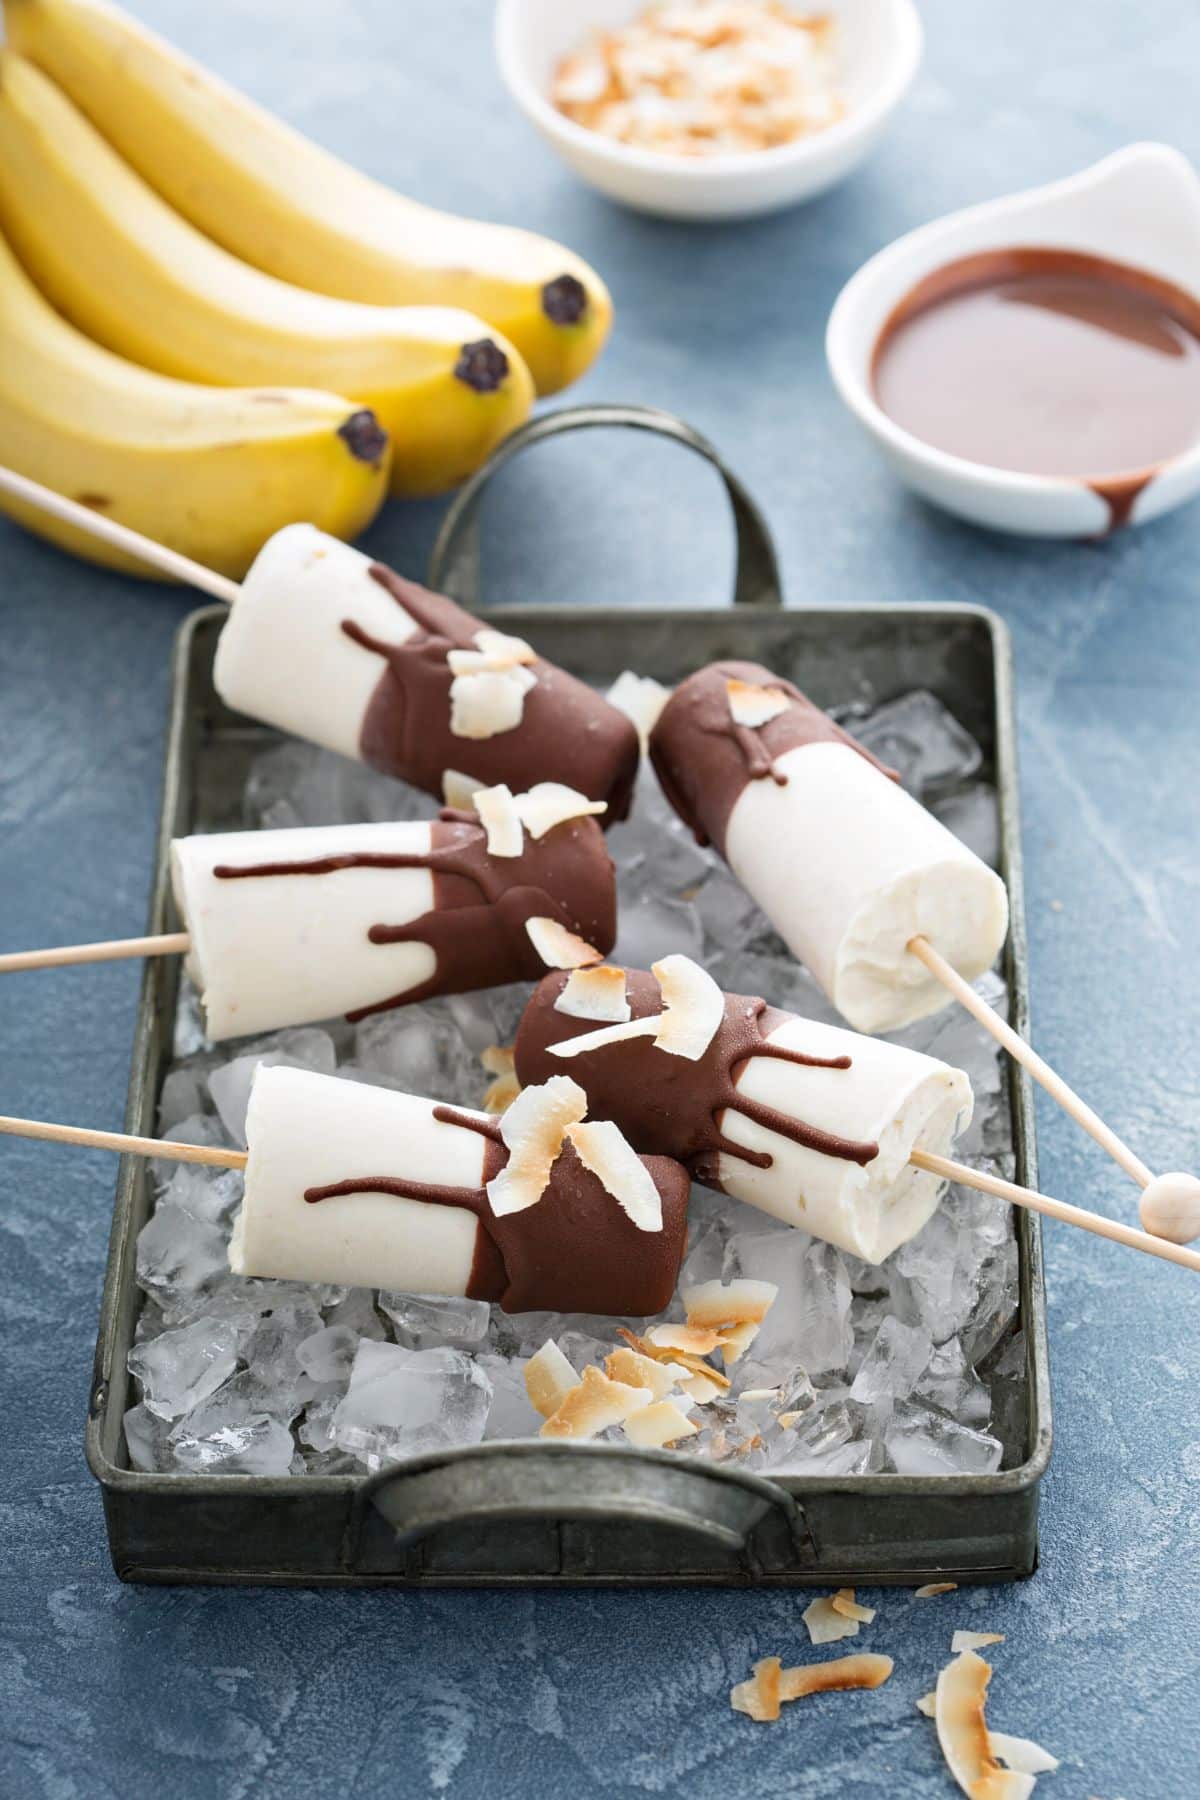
<box><xmin>428</xmin><ymin>402</ymin><xmax>784</xmax><ymax>612</ymax></box>
<box><xmin>351</xmin><ymin>1442</ymin><xmax>811</xmax><ymax>1575</ymax></box>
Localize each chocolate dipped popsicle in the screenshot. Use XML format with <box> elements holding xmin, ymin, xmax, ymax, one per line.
<box><xmin>213</xmin><ymin>524</ymin><xmax>640</xmax><ymax>820</ymax></box>
<box><xmin>171</xmin><ymin>785</ymin><xmax>616</xmax><ymax>1040</ymax></box>
<box><xmin>513</xmin><ymin>958</ymin><xmax>973</xmax><ymax>1264</ymax></box>
<box><xmin>232</xmin><ymin>1065</ymin><xmax>690</xmax><ymax>1317</ymax></box>
<box><xmin>649</xmin><ymin>662</ymin><xmax>1009</xmax><ymax>1033</ymax></box>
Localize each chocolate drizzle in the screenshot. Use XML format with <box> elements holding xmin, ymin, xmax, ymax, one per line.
<box><xmin>213</xmin><ymin>812</ymin><xmax>616</xmax><ymax>1021</ymax></box>
<box><xmin>303</xmin><ymin>1102</ymin><xmax>690</xmax><ymax>1316</ymax></box>
<box><xmin>333</xmin><ymin>563</ymin><xmax>639</xmax><ymax>821</ymax></box>
<box><xmin>513</xmin><ymin>968</ymin><xmax>880</xmax><ymax>1192</ymax></box>
<box><xmin>649</xmin><ymin>661</ymin><xmax>899</xmax><ymax>854</ymax></box>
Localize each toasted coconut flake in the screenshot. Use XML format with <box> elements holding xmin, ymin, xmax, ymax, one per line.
<box><xmin>678</xmin><ymin>1369</ymin><xmax>728</xmax><ymax>1404</ymax></box>
<box><xmin>778</xmin><ymin>1654</ymin><xmax>893</xmax><ymax>1701</ymax></box>
<box><xmin>936</xmin><ymin>1650</ymin><xmax>1035</xmax><ymax>1800</ymax></box>
<box><xmin>525</xmin><ymin>917</ymin><xmax>604</xmax><ymax>971</ymax></box>
<box><xmin>645</xmin><ymin>1322</ymin><xmax>724</xmax><ymax>1356</ymax></box>
<box><xmin>951</xmin><ymin>1632</ymin><xmax>1006</xmax><ymax>1654</ymax></box>
<box><xmin>716</xmin><ymin>1321</ymin><xmax>762</xmax><ymax>1366</ymax></box>
<box><xmin>989</xmin><ymin>1734</ymin><xmax>1059</xmax><ymax>1776</ymax></box>
<box><xmin>567</xmin><ymin>1120</ymin><xmax>663</xmax><ymax>1232</ymax></box>
<box><xmin>727</xmin><ymin>677</ymin><xmax>790</xmax><ymax>729</ymax></box>
<box><xmin>652</xmin><ymin>954</ymin><xmax>724</xmax><ymax>1060</ymax></box>
<box><xmin>731</xmin><ymin>1656</ymin><xmax>783</xmax><ymax>1723</ymax></box>
<box><xmin>616</xmin><ymin>1327</ymin><xmax>731</xmax><ymax>1392</ymax></box>
<box><xmin>604</xmin><ymin>1347</ymin><xmax>679</xmax><ymax>1399</ymax></box>
<box><xmin>803</xmin><ymin>1595</ymin><xmax>861</xmax><ymax>1645</ymax></box>
<box><xmin>481</xmin><ymin>1045</ymin><xmax>515</xmax><ymax>1077</ymax></box>
<box><xmin>515</xmin><ymin>781</ymin><xmax>607</xmax><ymax>838</ymax></box>
<box><xmin>539</xmin><ymin>1364</ymin><xmax>652</xmax><ymax>1440</ymax></box>
<box><xmin>606</xmin><ymin>670</ymin><xmax>671</xmax><ymax>748</ymax></box>
<box><xmin>554</xmin><ymin>966</ymin><xmax>631</xmax><ymax>1024</ymax></box>
<box><xmin>474</xmin><ymin>783</ymin><xmax>524</xmax><ymax>857</ymax></box>
<box><xmin>486</xmin><ymin>1076</ymin><xmax>587</xmax><ymax>1217</ymax></box>
<box><xmin>442</xmin><ymin>768</ymin><xmax>481</xmax><ymax>810</ymax></box>
<box><xmin>831</xmin><ymin>1590</ymin><xmax>877</xmax><ymax>1624</ymax></box>
<box><xmin>449</xmin><ymin>667</ymin><xmax>534</xmax><ymax>739</ymax></box>
<box><xmin>683</xmin><ymin>1277</ymin><xmax>778</xmax><ymax>1331</ymax></box>
<box><xmin>916</xmin><ymin>1582</ymin><xmax>958</xmax><ymax>1598</ymax></box>
<box><xmin>622</xmin><ymin>1399</ymin><xmax>698</xmax><ymax>1450</ymax></box>
<box><xmin>547</xmin><ymin>1014</ymin><xmax>659</xmax><ymax>1057</ymax></box>
<box><xmin>483</xmin><ymin>1070</ymin><xmax>521</xmax><ymax>1114</ymax></box>
<box><xmin>917</xmin><ymin>1691</ymin><xmax>938</xmax><ymax>1718</ymax></box>
<box><xmin>524</xmin><ymin>1339</ymin><xmax>579</xmax><ymax>1418</ymax></box>
<box><xmin>474</xmin><ymin>626</ymin><xmax>537</xmax><ymax>666</ymax></box>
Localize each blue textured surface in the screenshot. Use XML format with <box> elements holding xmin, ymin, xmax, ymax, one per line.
<box><xmin>2</xmin><ymin>1</ymin><xmax>1199</xmax><ymax>1794</ymax></box>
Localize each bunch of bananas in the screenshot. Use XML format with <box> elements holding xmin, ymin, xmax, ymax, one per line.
<box><xmin>0</xmin><ymin>0</ymin><xmax>613</xmax><ymax>578</ymax></box>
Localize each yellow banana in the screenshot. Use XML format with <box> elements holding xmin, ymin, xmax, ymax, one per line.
<box><xmin>0</xmin><ymin>226</ymin><xmax>389</xmax><ymax>580</ymax></box>
<box><xmin>5</xmin><ymin>0</ymin><xmax>613</xmax><ymax>396</ymax></box>
<box><xmin>0</xmin><ymin>55</ymin><xmax>533</xmax><ymax>501</ymax></box>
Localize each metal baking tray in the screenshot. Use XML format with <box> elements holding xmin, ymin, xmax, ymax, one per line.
<box><xmin>85</xmin><ymin>406</ymin><xmax>1052</xmax><ymax>1587</ymax></box>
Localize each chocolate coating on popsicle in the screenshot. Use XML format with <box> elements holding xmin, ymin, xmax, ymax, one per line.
<box><xmin>514</xmin><ymin>968</ymin><xmax>879</xmax><ymax>1187</ymax></box>
<box><xmin>304</xmin><ymin>1108</ymin><xmax>690</xmax><ymax>1317</ymax></box>
<box><xmin>213</xmin><ymin>812</ymin><xmax>616</xmax><ymax>1020</ymax></box>
<box><xmin>342</xmin><ymin>565</ymin><xmax>639</xmax><ymax>822</ymax></box>
<box><xmin>649</xmin><ymin>660</ymin><xmax>898</xmax><ymax>854</ymax></box>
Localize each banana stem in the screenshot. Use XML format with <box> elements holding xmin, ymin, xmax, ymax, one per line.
<box><xmin>0</xmin><ymin>464</ymin><xmax>239</xmax><ymax>602</ymax></box>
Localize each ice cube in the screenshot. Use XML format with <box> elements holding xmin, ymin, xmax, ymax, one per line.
<box><xmin>696</xmin><ymin>873</ymin><xmax>773</xmax><ymax>956</ymax></box>
<box><xmin>158</xmin><ymin>1161</ymin><xmax>244</xmax><ymax>1226</ymax></box>
<box><xmin>354</xmin><ymin>1005</ymin><xmax>484</xmax><ymax>1105</ymax></box>
<box><xmin>135</xmin><ymin>1202</ymin><xmax>229</xmax><ymax>1309</ymax></box>
<box><xmin>725</xmin><ymin>1232</ymin><xmax>852</xmax><ymax>1375</ymax></box>
<box><xmin>171</xmin><ymin>1412</ymin><xmax>295</xmax><ymax>1476</ymax></box>
<box><xmin>324</xmin><ymin>1287</ymin><xmax>387</xmax><ymax>1341</ymax></box>
<box><xmin>931</xmin><ymin>783</ymin><xmax>1000</xmax><ymax>869</ymax></box>
<box><xmin>158</xmin><ymin>1064</ymin><xmax>216</xmax><ymax>1132</ymax></box>
<box><xmin>612</xmin><ymin>891</ymin><xmax>703</xmax><ymax>969</ymax></box>
<box><xmin>477</xmin><ymin>1354</ymin><xmax>542</xmax><ymax>1439</ymax></box>
<box><xmin>377</xmin><ymin>1293</ymin><xmax>491</xmax><ymax>1352</ymax></box>
<box><xmin>885</xmin><ymin>1399</ymin><xmax>1003</xmax><ymax>1475</ymax></box>
<box><xmin>849</xmin><ymin>1316</ymin><xmax>933</xmax><ymax>1412</ymax></box>
<box><xmin>852</xmin><ymin>690</ymin><xmax>982</xmax><ymax>798</ymax></box>
<box><xmin>150</xmin><ymin>1113</ymin><xmax>231</xmax><ymax>1187</ymax></box>
<box><xmin>128</xmin><ymin>1315</ymin><xmax>242</xmax><ymax>1420</ymax></box>
<box><xmin>297</xmin><ymin>1324</ymin><xmax>361</xmax><ymax>1385</ymax></box>
<box><xmin>916</xmin><ymin>1337</ymin><xmax>992</xmax><ymax>1429</ymax></box>
<box><xmin>332</xmin><ymin>1341</ymin><xmax>492</xmax><ymax>1470</ymax></box>
<box><xmin>208</xmin><ymin>1027</ymin><xmax>337</xmax><ymax>1145</ymax></box>
<box><xmin>706</xmin><ymin>948</ymin><xmax>837</xmax><ymax>1023</ymax></box>
<box><xmin>299</xmin><ymin>1392</ymin><xmax>341</xmax><ymax>1454</ymax></box>
<box><xmin>172</xmin><ymin>979</ymin><xmax>209</xmax><ymax>1058</ymax></box>
<box><xmin>123</xmin><ymin>1402</ymin><xmax>172</xmax><ymax>1472</ymax></box>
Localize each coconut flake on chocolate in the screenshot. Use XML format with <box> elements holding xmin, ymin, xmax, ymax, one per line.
<box><xmin>831</xmin><ymin>1591</ymin><xmax>876</xmax><ymax>1624</ymax></box>
<box><xmin>441</xmin><ymin>768</ymin><xmax>481</xmax><ymax>810</ymax></box>
<box><xmin>726</xmin><ymin>677</ymin><xmax>791</xmax><ymax>729</ymax></box>
<box><xmin>622</xmin><ymin>1399</ymin><xmax>698</xmax><ymax>1450</ymax></box>
<box><xmin>951</xmin><ymin>1632</ymin><xmax>1006</xmax><ymax>1654</ymax></box>
<box><xmin>525</xmin><ymin>917</ymin><xmax>604</xmax><ymax>971</ymax></box>
<box><xmin>516</xmin><ymin>782</ymin><xmax>608</xmax><ymax>838</ymax></box>
<box><xmin>539</xmin><ymin>1364</ymin><xmax>652</xmax><ymax>1440</ymax></box>
<box><xmin>651</xmin><ymin>954</ymin><xmax>725</xmax><ymax>1060</ymax></box>
<box><xmin>474</xmin><ymin>626</ymin><xmax>537</xmax><ymax>666</ymax></box>
<box><xmin>486</xmin><ymin>1075</ymin><xmax>587</xmax><ymax>1217</ymax></box>
<box><xmin>554</xmin><ymin>966</ymin><xmax>632</xmax><ymax>1024</ymax></box>
<box><xmin>566</xmin><ymin>1120</ymin><xmax>664</xmax><ymax>1231</ymax></box>
<box><xmin>546</xmin><ymin>1014</ymin><xmax>660</xmax><ymax>1057</ymax></box>
<box><xmin>449</xmin><ymin>665</ymin><xmax>537</xmax><ymax>740</ymax></box>
<box><xmin>607</xmin><ymin>670</ymin><xmax>672</xmax><ymax>748</ymax></box>
<box><xmin>525</xmin><ymin>1338</ymin><xmax>579</xmax><ymax>1418</ymax></box>
<box><xmin>803</xmin><ymin>1595</ymin><xmax>861</xmax><ymax>1646</ymax></box>
<box><xmin>474</xmin><ymin>783</ymin><xmax>524</xmax><ymax>857</ymax></box>
<box><xmin>604</xmin><ymin>1347</ymin><xmax>681</xmax><ymax>1399</ymax></box>
<box><xmin>935</xmin><ymin>1651</ymin><xmax>1034</xmax><ymax>1800</ymax></box>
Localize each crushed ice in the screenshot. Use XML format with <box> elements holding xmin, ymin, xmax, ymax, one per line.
<box><xmin>128</xmin><ymin>690</ymin><xmax>1021</xmax><ymax>1480</ymax></box>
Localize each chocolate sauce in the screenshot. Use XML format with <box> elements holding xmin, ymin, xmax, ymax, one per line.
<box><xmin>213</xmin><ymin>812</ymin><xmax>616</xmax><ymax>1020</ymax></box>
<box><xmin>513</xmin><ymin>968</ymin><xmax>880</xmax><ymax>1188</ymax></box>
<box><xmin>339</xmin><ymin>564</ymin><xmax>639</xmax><ymax>821</ymax></box>
<box><xmin>872</xmin><ymin>248</ymin><xmax>1200</xmax><ymax>530</ymax></box>
<box><xmin>649</xmin><ymin>661</ymin><xmax>898</xmax><ymax>855</ymax></box>
<box><xmin>303</xmin><ymin>1102</ymin><xmax>690</xmax><ymax>1316</ymax></box>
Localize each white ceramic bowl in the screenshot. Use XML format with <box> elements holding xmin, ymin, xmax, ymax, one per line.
<box><xmin>495</xmin><ymin>0</ymin><xmax>922</xmax><ymax>222</ymax></box>
<box><xmin>826</xmin><ymin>144</ymin><xmax>1200</xmax><ymax>536</ymax></box>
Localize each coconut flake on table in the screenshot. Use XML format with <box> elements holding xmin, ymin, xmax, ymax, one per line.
<box><xmin>130</xmin><ymin>690</ymin><xmax>1022</xmax><ymax>1479</ymax></box>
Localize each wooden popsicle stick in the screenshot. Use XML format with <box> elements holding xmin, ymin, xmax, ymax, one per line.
<box><xmin>0</xmin><ymin>931</ymin><xmax>191</xmax><ymax>974</ymax></box>
<box><xmin>908</xmin><ymin>933</ymin><xmax>1155</xmax><ymax>1189</ymax></box>
<box><xmin>0</xmin><ymin>465</ymin><xmax>240</xmax><ymax>604</ymax></box>
<box><xmin>0</xmin><ymin>1113</ymin><xmax>247</xmax><ymax>1171</ymax></box>
<box><xmin>911</xmin><ymin>1148</ymin><xmax>1200</xmax><ymax>1275</ymax></box>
